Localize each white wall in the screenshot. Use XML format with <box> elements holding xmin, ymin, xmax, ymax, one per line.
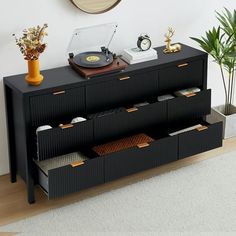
<box><xmin>0</xmin><ymin>0</ymin><xmax>235</xmax><ymax>175</ymax></box>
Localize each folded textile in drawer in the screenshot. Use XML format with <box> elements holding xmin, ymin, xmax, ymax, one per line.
<box><xmin>36</xmin><ymin>152</ymin><xmax>88</xmax><ymax>175</ymax></box>
<box><xmin>36</xmin><ymin>151</ymin><xmax>104</xmax><ymax>199</ymax></box>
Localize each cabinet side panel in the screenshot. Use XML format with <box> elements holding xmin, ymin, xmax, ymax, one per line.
<box><xmin>4</xmin><ymin>85</ymin><xmax>17</xmax><ymax>182</ymax></box>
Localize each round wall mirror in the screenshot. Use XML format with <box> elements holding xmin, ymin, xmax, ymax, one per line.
<box><xmin>71</xmin><ymin>0</ymin><xmax>121</xmax><ymax>14</ymax></box>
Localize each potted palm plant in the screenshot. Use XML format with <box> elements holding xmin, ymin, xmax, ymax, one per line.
<box><xmin>191</xmin><ymin>8</ymin><xmax>236</xmax><ymax>139</ymax></box>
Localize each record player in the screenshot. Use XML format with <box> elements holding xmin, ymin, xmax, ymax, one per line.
<box><xmin>68</xmin><ymin>23</ymin><xmax>128</xmax><ymax>78</ymax></box>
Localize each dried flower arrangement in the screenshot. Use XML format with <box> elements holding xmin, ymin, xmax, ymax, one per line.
<box><xmin>13</xmin><ymin>23</ymin><xmax>48</xmax><ymax>60</ymax></box>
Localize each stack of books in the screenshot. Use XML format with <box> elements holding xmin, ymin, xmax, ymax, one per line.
<box><xmin>121</xmin><ymin>48</ymin><xmax>158</xmax><ymax>64</ymax></box>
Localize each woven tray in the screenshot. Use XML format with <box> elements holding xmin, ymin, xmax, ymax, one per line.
<box><xmin>92</xmin><ymin>133</ymin><xmax>154</xmax><ymax>156</ymax></box>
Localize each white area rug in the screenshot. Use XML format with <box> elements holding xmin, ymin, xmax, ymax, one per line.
<box><xmin>1</xmin><ymin>151</ymin><xmax>236</xmax><ymax>235</ymax></box>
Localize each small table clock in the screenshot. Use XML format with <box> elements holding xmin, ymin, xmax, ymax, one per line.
<box><xmin>137</xmin><ymin>34</ymin><xmax>152</xmax><ymax>51</ymax></box>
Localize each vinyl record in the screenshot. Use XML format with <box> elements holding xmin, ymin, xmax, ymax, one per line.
<box><xmin>73</xmin><ymin>51</ymin><xmax>113</xmax><ymax>68</ymax></box>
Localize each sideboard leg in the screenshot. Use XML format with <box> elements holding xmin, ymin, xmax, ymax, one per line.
<box><xmin>4</xmin><ymin>85</ymin><xmax>17</xmax><ymax>183</ymax></box>
<box><xmin>27</xmin><ymin>175</ymin><xmax>35</xmax><ymax>204</ymax></box>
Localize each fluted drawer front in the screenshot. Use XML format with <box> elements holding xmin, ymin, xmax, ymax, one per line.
<box><xmin>38</xmin><ymin>157</ymin><xmax>104</xmax><ymax>199</ymax></box>
<box><xmin>92</xmin><ymin>101</ymin><xmax>167</xmax><ymax>143</ymax></box>
<box><xmin>104</xmin><ymin>136</ymin><xmax>178</xmax><ymax>182</ymax></box>
<box><xmin>30</xmin><ymin>87</ymin><xmax>85</xmax><ymax>126</ymax></box>
<box><xmin>86</xmin><ymin>70</ymin><xmax>158</xmax><ymax>113</ymax></box>
<box><xmin>178</xmin><ymin>121</ymin><xmax>223</xmax><ymax>159</ymax></box>
<box><xmin>37</xmin><ymin>120</ymin><xmax>93</xmax><ymax>161</ymax></box>
<box><xmin>168</xmin><ymin>89</ymin><xmax>211</xmax><ymax>125</ymax></box>
<box><xmin>159</xmin><ymin>59</ymin><xmax>203</xmax><ymax>93</ymax></box>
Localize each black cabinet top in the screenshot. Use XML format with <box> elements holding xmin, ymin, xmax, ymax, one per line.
<box><xmin>4</xmin><ymin>44</ymin><xmax>206</xmax><ymax>95</ymax></box>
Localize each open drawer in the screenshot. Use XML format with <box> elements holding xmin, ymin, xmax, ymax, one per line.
<box><xmin>178</xmin><ymin>121</ymin><xmax>223</xmax><ymax>159</ymax></box>
<box><xmin>168</xmin><ymin>121</ymin><xmax>223</xmax><ymax>159</ymax></box>
<box><xmin>36</xmin><ymin>152</ymin><xmax>104</xmax><ymax>199</ymax></box>
<box><xmin>36</xmin><ymin>119</ymin><xmax>93</xmax><ymax>161</ymax></box>
<box><xmin>90</xmin><ymin>101</ymin><xmax>167</xmax><ymax>143</ymax></box>
<box><xmin>86</xmin><ymin>70</ymin><xmax>158</xmax><ymax>113</ymax></box>
<box><xmin>168</xmin><ymin>89</ymin><xmax>211</xmax><ymax>124</ymax></box>
<box><xmin>90</xmin><ymin>132</ymin><xmax>178</xmax><ymax>182</ymax></box>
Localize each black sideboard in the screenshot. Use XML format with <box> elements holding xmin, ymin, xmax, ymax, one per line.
<box><xmin>4</xmin><ymin>44</ymin><xmax>223</xmax><ymax>203</ymax></box>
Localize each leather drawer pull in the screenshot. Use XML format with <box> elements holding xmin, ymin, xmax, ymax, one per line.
<box><xmin>126</xmin><ymin>107</ymin><xmax>138</xmax><ymax>113</ymax></box>
<box><xmin>137</xmin><ymin>143</ymin><xmax>150</xmax><ymax>148</ymax></box>
<box><xmin>59</xmin><ymin>124</ymin><xmax>74</xmax><ymax>129</ymax></box>
<box><xmin>119</xmin><ymin>76</ymin><xmax>130</xmax><ymax>81</ymax></box>
<box><xmin>53</xmin><ymin>91</ymin><xmax>65</xmax><ymax>95</ymax></box>
<box><xmin>71</xmin><ymin>161</ymin><xmax>84</xmax><ymax>168</ymax></box>
<box><xmin>196</xmin><ymin>126</ymin><xmax>208</xmax><ymax>132</ymax></box>
<box><xmin>177</xmin><ymin>63</ymin><xmax>188</xmax><ymax>68</ymax></box>
<box><xmin>185</xmin><ymin>93</ymin><xmax>196</xmax><ymax>98</ymax></box>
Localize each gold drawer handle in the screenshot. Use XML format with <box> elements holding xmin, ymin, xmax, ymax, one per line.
<box><xmin>137</xmin><ymin>143</ymin><xmax>150</xmax><ymax>148</ymax></box>
<box><xmin>196</xmin><ymin>126</ymin><xmax>208</xmax><ymax>132</ymax></box>
<box><xmin>53</xmin><ymin>91</ymin><xmax>65</xmax><ymax>95</ymax></box>
<box><xmin>177</xmin><ymin>63</ymin><xmax>188</xmax><ymax>68</ymax></box>
<box><xmin>126</xmin><ymin>107</ymin><xmax>138</xmax><ymax>113</ymax></box>
<box><xmin>71</xmin><ymin>161</ymin><xmax>84</xmax><ymax>168</ymax></box>
<box><xmin>119</xmin><ymin>76</ymin><xmax>130</xmax><ymax>81</ymax></box>
<box><xmin>185</xmin><ymin>93</ymin><xmax>196</xmax><ymax>98</ymax></box>
<box><xmin>59</xmin><ymin>124</ymin><xmax>74</xmax><ymax>129</ymax></box>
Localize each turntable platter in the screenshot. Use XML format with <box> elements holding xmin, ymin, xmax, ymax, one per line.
<box><xmin>73</xmin><ymin>51</ymin><xmax>113</xmax><ymax>68</ymax></box>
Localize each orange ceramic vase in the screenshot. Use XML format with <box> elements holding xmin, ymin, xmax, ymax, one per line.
<box><xmin>25</xmin><ymin>59</ymin><xmax>43</xmax><ymax>86</ymax></box>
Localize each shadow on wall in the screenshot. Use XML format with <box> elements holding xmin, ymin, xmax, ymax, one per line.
<box><xmin>0</xmin><ymin>80</ymin><xmax>9</xmax><ymax>175</ymax></box>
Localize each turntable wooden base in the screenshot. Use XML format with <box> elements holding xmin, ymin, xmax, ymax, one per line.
<box><xmin>69</xmin><ymin>57</ymin><xmax>128</xmax><ymax>79</ymax></box>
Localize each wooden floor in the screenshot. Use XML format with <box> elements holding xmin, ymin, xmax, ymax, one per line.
<box><xmin>0</xmin><ymin>137</ymin><xmax>236</xmax><ymax>229</ymax></box>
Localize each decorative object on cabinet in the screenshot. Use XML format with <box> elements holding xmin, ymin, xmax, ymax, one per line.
<box><xmin>71</xmin><ymin>0</ymin><xmax>121</xmax><ymax>14</ymax></box>
<box><xmin>13</xmin><ymin>24</ymin><xmax>48</xmax><ymax>86</ymax></box>
<box><xmin>121</xmin><ymin>47</ymin><xmax>158</xmax><ymax>64</ymax></box>
<box><xmin>137</xmin><ymin>34</ymin><xmax>152</xmax><ymax>51</ymax></box>
<box><xmin>68</xmin><ymin>23</ymin><xmax>128</xmax><ymax>78</ymax></box>
<box><xmin>163</xmin><ymin>27</ymin><xmax>182</xmax><ymax>54</ymax></box>
<box><xmin>191</xmin><ymin>8</ymin><xmax>236</xmax><ymax>138</ymax></box>
<box><xmin>4</xmin><ymin>44</ymin><xmax>223</xmax><ymax>204</ymax></box>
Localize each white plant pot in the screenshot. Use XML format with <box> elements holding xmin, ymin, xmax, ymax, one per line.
<box><xmin>207</xmin><ymin>105</ymin><xmax>236</xmax><ymax>139</ymax></box>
